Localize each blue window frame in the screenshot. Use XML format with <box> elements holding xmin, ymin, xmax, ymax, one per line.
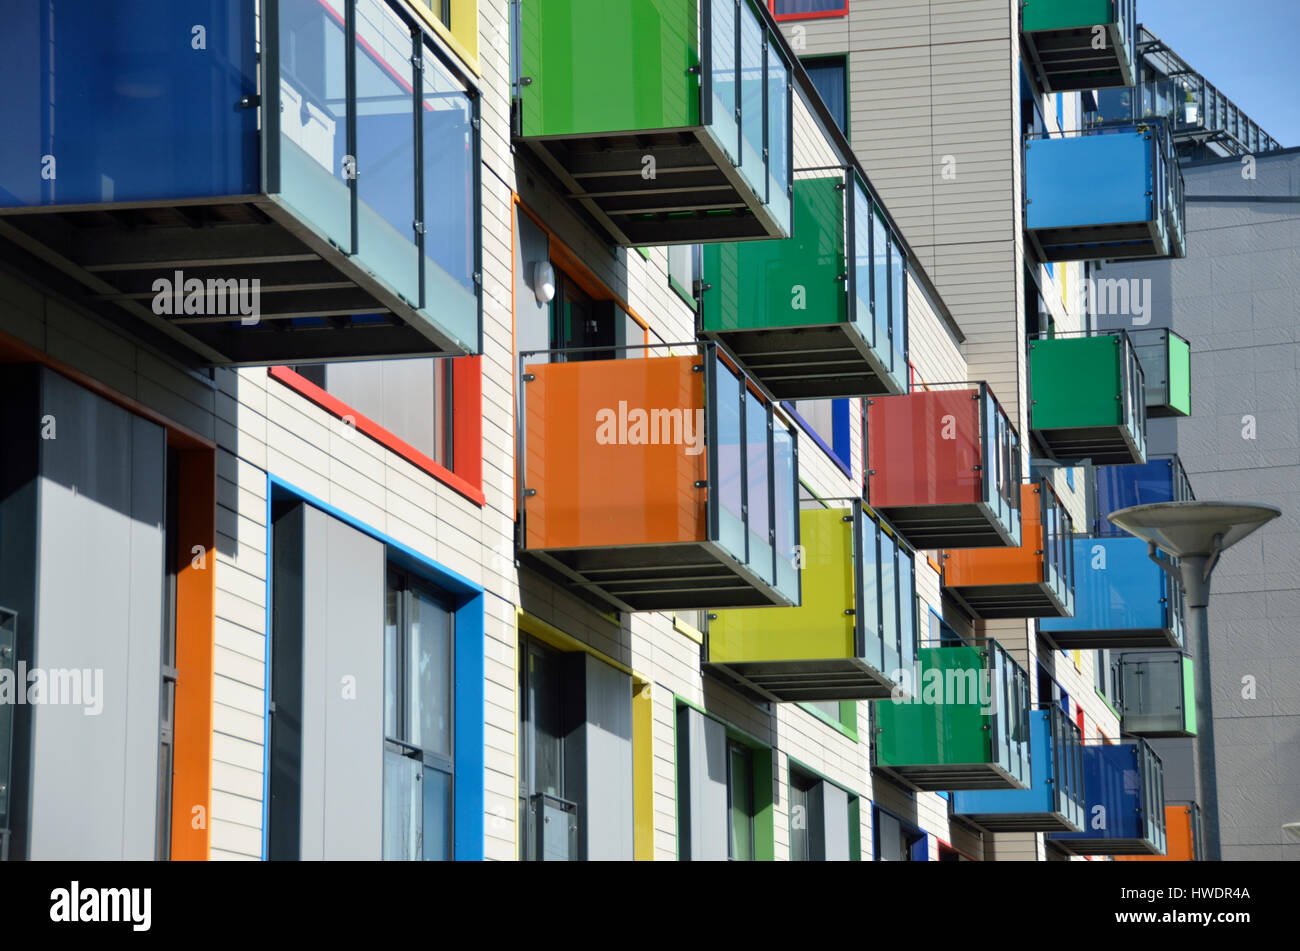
<box><xmin>785</xmin><ymin>399</ymin><xmax>852</xmax><ymax>476</ymax></box>
<box><xmin>264</xmin><ymin>477</ymin><xmax>484</xmax><ymax>861</ymax></box>
<box><xmin>873</xmin><ymin>805</ymin><xmax>927</xmax><ymax>861</ymax></box>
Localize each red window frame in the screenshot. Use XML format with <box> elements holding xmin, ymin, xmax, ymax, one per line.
<box><xmin>269</xmin><ymin>357</ymin><xmax>485</xmax><ymax>506</ymax></box>
<box><xmin>769</xmin><ymin>0</ymin><xmax>849</xmax><ymax>22</ymax></box>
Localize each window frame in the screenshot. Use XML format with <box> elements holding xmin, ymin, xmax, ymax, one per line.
<box><xmin>799</xmin><ymin>54</ymin><xmax>849</xmax><ymax>135</ymax></box>
<box><xmin>769</xmin><ymin>0</ymin><xmax>850</xmax><ymax>21</ymax></box>
<box><xmin>783</xmin><ymin>399</ymin><xmax>852</xmax><ymax>477</ymax></box>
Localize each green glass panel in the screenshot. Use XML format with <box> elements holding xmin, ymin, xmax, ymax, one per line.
<box><xmin>874</xmin><ymin>646</ymin><xmax>990</xmax><ymax>768</ymax></box>
<box><xmin>1182</xmin><ymin>655</ymin><xmax>1198</xmax><ymax>736</ymax></box>
<box><xmin>1030</xmin><ymin>335</ymin><xmax>1123</xmax><ymax>430</ymax></box>
<box><xmin>701</xmin><ymin>176</ymin><xmax>847</xmax><ymax>332</ymax></box>
<box><xmin>1168</xmin><ymin>333</ymin><xmax>1192</xmax><ymax>417</ymax></box>
<box><xmin>519</xmin><ymin>0</ymin><xmax>700</xmax><ymax>138</ymax></box>
<box><xmin>1022</xmin><ymin>0</ymin><xmax>1117</xmax><ymax>32</ymax></box>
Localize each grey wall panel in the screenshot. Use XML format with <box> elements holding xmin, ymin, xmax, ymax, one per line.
<box><xmin>676</xmin><ymin>705</ymin><xmax>728</xmax><ymax>861</ymax></box>
<box><xmin>324</xmin><ymin>361</ymin><xmax>437</xmax><ymax>461</ymax></box>
<box><xmin>819</xmin><ymin>782</ymin><xmax>851</xmax><ymax>862</ymax></box>
<box><xmin>577</xmin><ymin>654</ymin><xmax>633</xmax><ymax>860</ymax></box>
<box><xmin>298</xmin><ymin>504</ymin><xmax>385</xmax><ymax>860</ymax></box>
<box><xmin>28</xmin><ymin>368</ymin><xmax>165</xmax><ymax>860</ymax></box>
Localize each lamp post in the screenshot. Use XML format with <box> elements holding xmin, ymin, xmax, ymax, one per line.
<box><xmin>1107</xmin><ymin>501</ymin><xmax>1282</xmax><ymax>863</ymax></box>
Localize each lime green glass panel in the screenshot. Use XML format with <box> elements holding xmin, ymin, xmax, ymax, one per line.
<box><xmin>1030</xmin><ymin>335</ymin><xmax>1123</xmax><ymax>430</ymax></box>
<box><xmin>1182</xmin><ymin>654</ymin><xmax>1198</xmax><ymax>736</ymax></box>
<box><xmin>519</xmin><ymin>0</ymin><xmax>700</xmax><ymax>138</ymax></box>
<box><xmin>701</xmin><ymin>176</ymin><xmax>847</xmax><ymax>333</ymax></box>
<box><xmin>1168</xmin><ymin>333</ymin><xmax>1192</xmax><ymax>417</ymax></box>
<box><xmin>874</xmin><ymin>647</ymin><xmax>990</xmax><ymax>768</ymax></box>
<box><xmin>1022</xmin><ymin>0</ymin><xmax>1116</xmax><ymax>32</ymax></box>
<box><xmin>710</xmin><ymin>508</ymin><xmax>854</xmax><ymax>662</ymax></box>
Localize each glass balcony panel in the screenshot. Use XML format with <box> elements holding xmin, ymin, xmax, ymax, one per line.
<box><xmin>717</xmin><ymin>362</ymin><xmax>747</xmax><ymax>563</ymax></box>
<box><xmin>853</xmin><ymin>182</ymin><xmax>874</xmax><ymax>346</ymax></box>
<box><xmin>422</xmin><ymin>49</ymin><xmax>479</xmax><ymax>349</ymax></box>
<box><xmin>1120</xmin><ymin>651</ymin><xmax>1196</xmax><ymax>737</ymax></box>
<box><xmin>0</xmin><ymin>0</ymin><xmax>259</xmax><ymax>208</ymax></box>
<box><xmin>773</xmin><ymin>419</ymin><xmax>799</xmax><ymax>599</ymax></box>
<box><xmin>860</xmin><ymin>514</ymin><xmax>883</xmax><ymax>673</ymax></box>
<box><xmin>1051</xmin><ymin>740</ymin><xmax>1166</xmax><ymax>854</ymax></box>
<box><xmin>872</xmin><ymin>207</ymin><xmax>891</xmax><ymax>376</ymax></box>
<box><xmin>1020</xmin><ymin>0</ymin><xmax>1137</xmax><ymax>92</ymax></box>
<box><xmin>355</xmin><ymin>0</ymin><xmax>420</xmax><ymax>305</ymax></box>
<box><xmin>278</xmin><ymin>0</ymin><xmax>354</xmax><ymax>254</ymax></box>
<box><xmin>889</xmin><ymin>235</ymin><xmax>907</xmax><ymax>384</ymax></box>
<box><xmin>880</xmin><ymin>532</ymin><xmax>900</xmax><ymax>680</ymax></box>
<box><xmin>708</xmin><ymin>0</ymin><xmax>740</xmax><ymax>164</ymax></box>
<box><xmin>1095</xmin><ymin>456</ymin><xmax>1194</xmax><ymax>536</ymax></box>
<box><xmin>745</xmin><ymin>390</ymin><xmax>774</xmax><ymax>585</ymax></box>
<box><xmin>737</xmin><ymin>2</ymin><xmax>767</xmax><ymax>202</ymax></box>
<box><xmin>766</xmin><ymin>51</ymin><xmax>792</xmax><ymax>234</ymax></box>
<box><xmin>1040</xmin><ymin>537</ymin><xmax>1184</xmax><ymax>649</ymax></box>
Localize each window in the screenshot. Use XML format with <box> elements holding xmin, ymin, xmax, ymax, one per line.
<box><xmin>788</xmin><ymin>398</ymin><xmax>851</xmax><ymax>474</ymax></box>
<box><xmin>873</xmin><ymin>806</ymin><xmax>926</xmax><ymax>861</ymax></box>
<box><xmin>802</xmin><ymin>56</ymin><xmax>848</xmax><ymax>133</ymax></box>
<box><xmin>383</xmin><ymin>567</ymin><xmax>454</xmax><ymax>861</ymax></box>
<box><xmin>668</xmin><ymin>244</ymin><xmax>701</xmax><ymax>306</ymax></box>
<box><xmin>727</xmin><ymin>741</ymin><xmax>755</xmax><ymax>860</ymax></box>
<box><xmin>789</xmin><ymin>767</ymin><xmax>856</xmax><ymax>860</ymax></box>
<box><xmin>518</xmin><ymin>639</ymin><xmax>577</xmax><ymax>861</ymax></box>
<box><xmin>156</xmin><ymin>448</ymin><xmax>181</xmax><ymax>861</ymax></box>
<box><xmin>772</xmin><ymin>0</ymin><xmax>848</xmax><ymax>19</ymax></box>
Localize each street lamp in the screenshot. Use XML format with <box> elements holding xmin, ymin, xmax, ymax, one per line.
<box><xmin>1107</xmin><ymin>501</ymin><xmax>1282</xmax><ymax>863</ymax></box>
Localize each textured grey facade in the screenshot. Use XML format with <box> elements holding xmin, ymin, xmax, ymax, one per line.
<box><xmin>1101</xmin><ymin>147</ymin><xmax>1300</xmax><ymax>860</ymax></box>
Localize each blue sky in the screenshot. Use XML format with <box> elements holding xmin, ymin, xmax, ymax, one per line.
<box><xmin>1138</xmin><ymin>0</ymin><xmax>1299</xmax><ymax>147</ymax></box>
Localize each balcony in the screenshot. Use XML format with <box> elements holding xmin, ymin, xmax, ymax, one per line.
<box><xmin>872</xmin><ymin>640</ymin><xmax>1032</xmax><ymax>791</ymax></box>
<box><xmin>520</xmin><ymin>343</ymin><xmax>800</xmax><ymax>613</ymax></box>
<box><xmin>865</xmin><ymin>384</ymin><xmax>1023</xmax><ymax>550</ymax></box>
<box><xmin>1116</xmin><ymin>803</ymin><xmax>1204</xmax><ymax>862</ymax></box>
<box><xmin>1051</xmin><ymin>740</ymin><xmax>1167</xmax><ymax>855</ymax></box>
<box><xmin>0</xmin><ymin>0</ymin><xmax>481</xmax><ymax>366</ymax></box>
<box><xmin>1119</xmin><ymin>650</ymin><xmax>1197</xmax><ymax>737</ymax></box>
<box><xmin>1131</xmin><ymin>329</ymin><xmax>1192</xmax><ymax>418</ymax></box>
<box><xmin>943</xmin><ymin>480</ymin><xmax>1075</xmax><ymax>620</ymax></box>
<box><xmin>1021</xmin><ymin>0</ymin><xmax>1137</xmax><ymax>93</ymax></box>
<box><xmin>514</xmin><ymin>0</ymin><xmax>792</xmax><ymax>245</ymax></box>
<box><xmin>1094</xmin><ymin>455</ymin><xmax>1195</xmax><ymax>536</ymax></box>
<box><xmin>952</xmin><ymin>707</ymin><xmax>1086</xmax><ymax>832</ymax></box>
<box><xmin>1029</xmin><ymin>332</ymin><xmax>1147</xmax><ymax>465</ymax></box>
<box><xmin>1040</xmin><ymin>537</ymin><xmax>1184</xmax><ymax>649</ymax></box>
<box><xmin>705</xmin><ymin>502</ymin><xmax>916</xmax><ymax>702</ymax></box>
<box><xmin>1025</xmin><ymin>121</ymin><xmax>1186</xmax><ymax>262</ymax></box>
<box><xmin>699</xmin><ymin>170</ymin><xmax>907</xmax><ymax>399</ymax></box>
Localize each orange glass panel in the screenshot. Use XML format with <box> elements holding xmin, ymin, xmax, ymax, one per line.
<box><xmin>867</xmin><ymin>389</ymin><xmax>982</xmax><ymax>507</ymax></box>
<box><xmin>944</xmin><ymin>483</ymin><xmax>1044</xmax><ymax>585</ymax></box>
<box><xmin>524</xmin><ymin>355</ymin><xmax>707</xmax><ymax>550</ymax></box>
<box><xmin>1116</xmin><ymin>806</ymin><xmax>1196</xmax><ymax>861</ymax></box>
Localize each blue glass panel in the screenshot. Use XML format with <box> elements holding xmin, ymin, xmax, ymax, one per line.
<box><xmin>871</xmin><ymin>206</ymin><xmax>890</xmax><ymax>376</ymax></box>
<box><xmin>859</xmin><ymin>515</ymin><xmax>883</xmax><ymax>675</ymax></box>
<box><xmin>0</xmin><ymin>0</ymin><xmax>258</xmax><ymax>207</ymax></box>
<box><xmin>422</xmin><ymin>42</ymin><xmax>477</xmax><ymax>347</ymax></box>
<box><xmin>804</xmin><ymin>58</ymin><xmax>847</xmax><ymax>133</ymax></box>
<box><xmin>1051</xmin><ymin>743</ymin><xmax>1162</xmax><ymax>848</ymax></box>
<box><xmin>277</xmin><ymin>0</ymin><xmax>353</xmax><ymax>253</ymax></box>
<box><xmin>355</xmin><ymin>0</ymin><xmax>419</xmax><ymax>304</ymax></box>
<box><xmin>897</xmin><ymin>550</ymin><xmax>916</xmax><ymax>678</ymax></box>
<box><xmin>1095</xmin><ymin>458</ymin><xmax>1180</xmax><ymax>536</ymax></box>
<box><xmin>1026</xmin><ymin>131</ymin><xmax>1154</xmax><ymax>230</ymax></box>
<box><xmin>852</xmin><ymin>180</ymin><xmax>873</xmax><ymax>341</ymax></box>
<box><xmin>890</xmin><ymin>235</ymin><xmax>907</xmax><ymax>386</ymax></box>
<box><xmin>1040</xmin><ymin>537</ymin><xmax>1174</xmax><ymax>636</ymax></box>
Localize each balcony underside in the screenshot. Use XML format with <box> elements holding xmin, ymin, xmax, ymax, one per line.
<box><xmin>0</xmin><ymin>198</ymin><xmax>462</xmax><ymax>366</ymax></box>
<box><xmin>1029</xmin><ymin>219</ymin><xmax>1169</xmax><ymax>263</ymax></box>
<box><xmin>1023</xmin><ymin>25</ymin><xmax>1134</xmax><ymax>93</ymax></box>
<box><xmin>1053</xmin><ymin>838</ymin><xmax>1163</xmax><ymax>857</ymax></box>
<box><xmin>1041</xmin><ymin>627</ymin><xmax>1182</xmax><ymax>650</ymax></box>
<box><xmin>703</xmin><ymin>657</ymin><xmax>897</xmax><ymax>704</ymax></box>
<box><xmin>1034</xmin><ymin>423</ymin><xmax>1144</xmax><ymax>465</ymax></box>
<box><xmin>871</xmin><ymin>502</ymin><xmax>1015</xmax><ymax>551</ymax></box>
<box><xmin>961</xmin><ymin>811</ymin><xmax>1081</xmax><ymax>834</ymax></box>
<box><xmin>1124</xmin><ymin>723</ymin><xmax>1195</xmax><ymax>739</ymax></box>
<box><xmin>521</xmin><ymin>540</ymin><xmax>789</xmax><ymax>613</ymax></box>
<box><xmin>875</xmin><ymin>762</ymin><xmax>1024</xmax><ymax>793</ymax></box>
<box><xmin>946</xmin><ymin>582</ymin><xmax>1071</xmax><ymax>620</ymax></box>
<box><xmin>701</xmin><ymin>324</ymin><xmax>903</xmax><ymax>400</ymax></box>
<box><xmin>518</xmin><ymin>128</ymin><xmax>779</xmax><ymax>246</ymax></box>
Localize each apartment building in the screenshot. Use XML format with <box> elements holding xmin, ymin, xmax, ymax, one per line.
<box><xmin>0</xmin><ymin>0</ymin><xmax>1228</xmax><ymax>862</ymax></box>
